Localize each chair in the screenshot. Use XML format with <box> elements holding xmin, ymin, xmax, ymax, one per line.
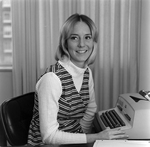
<box><xmin>0</xmin><ymin>92</ymin><xmax>35</xmax><ymax>146</ymax></box>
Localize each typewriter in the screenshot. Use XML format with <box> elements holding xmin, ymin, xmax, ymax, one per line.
<box><xmin>93</xmin><ymin>91</ymin><xmax>150</xmax><ymax>139</ymax></box>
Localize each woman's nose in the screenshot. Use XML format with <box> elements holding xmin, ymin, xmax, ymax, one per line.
<box><xmin>78</xmin><ymin>38</ymin><xmax>85</xmax><ymax>47</ymax></box>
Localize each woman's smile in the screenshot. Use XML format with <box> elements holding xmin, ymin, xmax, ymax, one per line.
<box><xmin>76</xmin><ymin>50</ymin><xmax>88</xmax><ymax>54</ymax></box>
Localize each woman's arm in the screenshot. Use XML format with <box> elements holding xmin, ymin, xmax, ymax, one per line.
<box><xmin>36</xmin><ymin>73</ymin><xmax>87</xmax><ymax>145</ymax></box>
<box><xmin>80</xmin><ymin>68</ymin><xmax>129</xmax><ymax>141</ymax></box>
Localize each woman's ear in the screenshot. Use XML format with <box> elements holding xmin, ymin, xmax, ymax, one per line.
<box><xmin>86</xmin><ymin>41</ymin><xmax>98</xmax><ymax>65</ymax></box>
<box><xmin>93</xmin><ymin>42</ymin><xmax>98</xmax><ymax>51</ymax></box>
<box><xmin>91</xmin><ymin>41</ymin><xmax>98</xmax><ymax>61</ymax></box>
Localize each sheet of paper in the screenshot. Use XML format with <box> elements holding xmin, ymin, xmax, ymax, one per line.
<box><xmin>93</xmin><ymin>140</ymin><xmax>150</xmax><ymax>147</ymax></box>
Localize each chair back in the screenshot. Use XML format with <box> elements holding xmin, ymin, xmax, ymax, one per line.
<box><xmin>0</xmin><ymin>92</ymin><xmax>34</xmax><ymax>146</ymax></box>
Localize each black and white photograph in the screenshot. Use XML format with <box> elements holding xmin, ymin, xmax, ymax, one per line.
<box><xmin>0</xmin><ymin>0</ymin><xmax>150</xmax><ymax>147</ymax></box>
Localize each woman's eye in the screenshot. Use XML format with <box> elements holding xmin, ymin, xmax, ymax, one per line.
<box><xmin>85</xmin><ymin>35</ymin><xmax>92</xmax><ymax>40</ymax></box>
<box><xmin>70</xmin><ymin>36</ymin><xmax>79</xmax><ymax>40</ymax></box>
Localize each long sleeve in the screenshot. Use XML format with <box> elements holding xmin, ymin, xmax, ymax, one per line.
<box><xmin>36</xmin><ymin>73</ymin><xmax>87</xmax><ymax>145</ymax></box>
<box><xmin>80</xmin><ymin>68</ymin><xmax>97</xmax><ymax>133</ymax></box>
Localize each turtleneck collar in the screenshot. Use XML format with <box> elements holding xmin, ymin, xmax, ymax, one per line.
<box><xmin>58</xmin><ymin>57</ymin><xmax>88</xmax><ymax>77</ymax></box>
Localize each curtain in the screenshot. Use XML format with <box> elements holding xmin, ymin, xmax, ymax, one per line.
<box><xmin>12</xmin><ymin>0</ymin><xmax>41</xmax><ymax>96</ymax></box>
<box><xmin>12</xmin><ymin>0</ymin><xmax>141</xmax><ymax>111</ymax></box>
<box><xmin>92</xmin><ymin>0</ymin><xmax>141</xmax><ymax>110</ymax></box>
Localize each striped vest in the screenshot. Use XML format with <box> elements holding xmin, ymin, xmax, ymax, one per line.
<box><xmin>28</xmin><ymin>62</ymin><xmax>90</xmax><ymax>145</ymax></box>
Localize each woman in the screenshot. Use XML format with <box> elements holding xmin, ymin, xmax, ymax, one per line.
<box><xmin>28</xmin><ymin>13</ymin><xmax>128</xmax><ymax>145</ymax></box>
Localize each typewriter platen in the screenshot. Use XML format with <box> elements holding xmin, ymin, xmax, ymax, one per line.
<box><xmin>94</xmin><ymin>92</ymin><xmax>150</xmax><ymax>139</ymax></box>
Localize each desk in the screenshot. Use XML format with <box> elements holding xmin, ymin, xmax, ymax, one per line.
<box><xmin>0</xmin><ymin>143</ymin><xmax>94</xmax><ymax>147</ymax></box>
<box><xmin>3</xmin><ymin>141</ymin><xmax>150</xmax><ymax>147</ymax></box>
<box><xmin>35</xmin><ymin>143</ymin><xmax>94</xmax><ymax>147</ymax></box>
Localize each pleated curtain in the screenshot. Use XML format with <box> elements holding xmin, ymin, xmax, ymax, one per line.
<box><xmin>12</xmin><ymin>0</ymin><xmax>141</xmax><ymax>111</ymax></box>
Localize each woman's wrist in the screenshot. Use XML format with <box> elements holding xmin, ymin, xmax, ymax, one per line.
<box><xmin>86</xmin><ymin>133</ymin><xmax>99</xmax><ymax>143</ymax></box>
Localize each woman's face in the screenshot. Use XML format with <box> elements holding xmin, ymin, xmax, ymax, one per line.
<box><xmin>67</xmin><ymin>21</ymin><xmax>94</xmax><ymax>68</ymax></box>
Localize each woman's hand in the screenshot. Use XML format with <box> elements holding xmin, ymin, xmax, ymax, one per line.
<box><xmin>97</xmin><ymin>128</ymin><xmax>129</xmax><ymax>140</ymax></box>
<box><xmin>86</xmin><ymin>128</ymin><xmax>128</xmax><ymax>143</ymax></box>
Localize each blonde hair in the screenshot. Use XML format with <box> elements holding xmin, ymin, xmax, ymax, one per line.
<box><xmin>55</xmin><ymin>13</ymin><xmax>99</xmax><ymax>65</ymax></box>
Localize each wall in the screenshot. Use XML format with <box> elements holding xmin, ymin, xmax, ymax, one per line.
<box><xmin>0</xmin><ymin>70</ymin><xmax>13</xmax><ymax>105</ymax></box>
<box><xmin>139</xmin><ymin>0</ymin><xmax>150</xmax><ymax>91</ymax></box>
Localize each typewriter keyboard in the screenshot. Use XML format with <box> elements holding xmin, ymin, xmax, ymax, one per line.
<box><xmin>100</xmin><ymin>109</ymin><xmax>126</xmax><ymax>129</ymax></box>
